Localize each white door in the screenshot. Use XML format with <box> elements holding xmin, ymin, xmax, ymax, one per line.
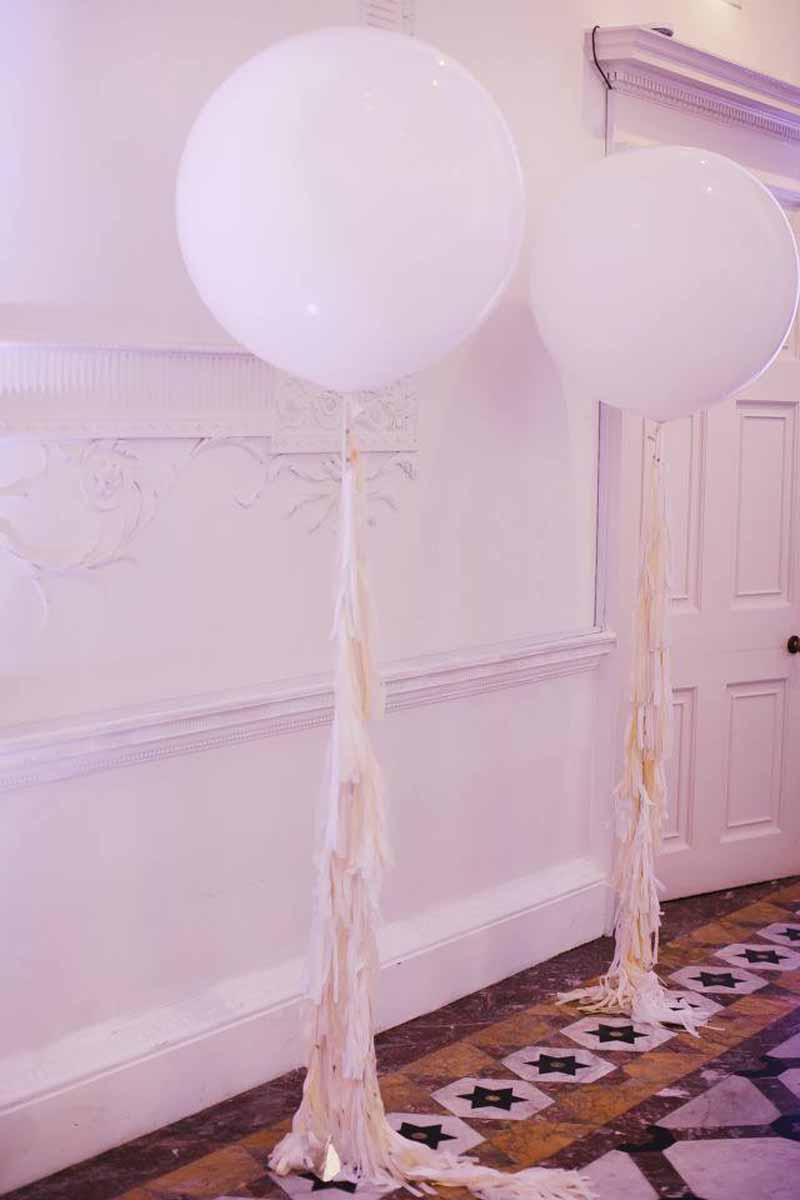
<box><xmin>619</xmin><ymin>350</ymin><xmax>800</xmax><ymax>899</ymax></box>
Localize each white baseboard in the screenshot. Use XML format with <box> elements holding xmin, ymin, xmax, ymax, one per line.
<box><xmin>0</xmin><ymin>856</ymin><xmax>607</xmax><ymax>1194</ymax></box>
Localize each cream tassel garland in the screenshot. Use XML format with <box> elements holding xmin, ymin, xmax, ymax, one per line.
<box><xmin>270</xmin><ymin>399</ymin><xmax>593</xmax><ymax>1200</ymax></box>
<box><xmin>558</xmin><ymin>424</ymin><xmax>706</xmax><ymax>1036</ymax></box>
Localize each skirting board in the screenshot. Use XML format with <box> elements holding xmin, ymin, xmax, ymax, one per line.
<box><xmin>0</xmin><ymin>856</ymin><xmax>608</xmax><ymax>1193</ymax></box>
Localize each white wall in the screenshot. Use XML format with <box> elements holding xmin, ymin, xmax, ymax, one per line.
<box><xmin>1</xmin><ymin>0</ymin><xmax>800</xmax><ymax>1191</ymax></box>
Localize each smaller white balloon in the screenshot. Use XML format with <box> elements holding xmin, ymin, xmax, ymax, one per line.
<box><xmin>177</xmin><ymin>27</ymin><xmax>524</xmax><ymax>392</ymax></box>
<box><xmin>530</xmin><ymin>146</ymin><xmax>799</xmax><ymax>421</ymax></box>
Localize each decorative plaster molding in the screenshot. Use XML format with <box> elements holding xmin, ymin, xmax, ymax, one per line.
<box><xmin>0</xmin><ymin>436</ymin><xmax>415</xmax><ymax>575</ymax></box>
<box><xmin>0</xmin><ymin>628</ymin><xmax>615</xmax><ymax>793</ymax></box>
<box><xmin>0</xmin><ymin>342</ymin><xmax>419</xmax><ymax>450</ymax></box>
<box><xmin>591</xmin><ymin>25</ymin><xmax>800</xmax><ymax>145</ymax></box>
<box><xmin>0</xmin><ymin>347</ymin><xmax>419</xmax><ymax>570</ymax></box>
<box><xmin>360</xmin><ymin>0</ymin><xmax>415</xmax><ymax>35</ymax></box>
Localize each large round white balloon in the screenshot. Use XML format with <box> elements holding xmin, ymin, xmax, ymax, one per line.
<box><xmin>530</xmin><ymin>146</ymin><xmax>799</xmax><ymax>421</ymax></box>
<box><xmin>177</xmin><ymin>27</ymin><xmax>524</xmax><ymax>392</ymax></box>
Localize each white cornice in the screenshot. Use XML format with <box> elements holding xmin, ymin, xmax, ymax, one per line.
<box><xmin>0</xmin><ymin>628</ymin><xmax>615</xmax><ymax>793</ymax></box>
<box><xmin>590</xmin><ymin>25</ymin><xmax>800</xmax><ymax>144</ymax></box>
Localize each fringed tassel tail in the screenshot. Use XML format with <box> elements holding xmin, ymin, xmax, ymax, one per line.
<box><xmin>270</xmin><ymin>399</ymin><xmax>593</xmax><ymax>1200</ymax></box>
<box><xmin>559</xmin><ymin>424</ymin><xmax>706</xmax><ymax>1037</ymax></box>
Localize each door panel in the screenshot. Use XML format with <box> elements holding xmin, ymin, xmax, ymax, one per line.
<box><xmin>620</xmin><ymin>359</ymin><xmax>800</xmax><ymax>898</ymax></box>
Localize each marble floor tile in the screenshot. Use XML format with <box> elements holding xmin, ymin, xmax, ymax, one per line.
<box><xmin>561</xmin><ymin>1016</ymin><xmax>675</xmax><ymax>1053</ymax></box>
<box><xmin>714</xmin><ymin>943</ymin><xmax>800</xmax><ymax>971</ymax></box>
<box><xmin>756</xmin><ymin>922</ymin><xmax>800</xmax><ymax>948</ymax></box>
<box><xmin>658</xmin><ymin>988</ymin><xmax>723</xmax><ymax>1020</ymax></box>
<box><xmin>658</xmin><ymin>1074</ymin><xmax>780</xmax><ymax>1128</ymax></box>
<box><xmin>664</xmin><ymin>1135</ymin><xmax>800</xmax><ymax>1200</ymax></box>
<box><xmin>267</xmin><ymin>1173</ymin><xmax>393</xmax><ymax>1200</ymax></box>
<box><xmin>501</xmin><ymin>1045</ymin><xmax>616</xmax><ymax>1084</ymax></box>
<box><xmin>768</xmin><ymin>1029</ymin><xmax>800</xmax><ymax>1057</ymax></box>
<box><xmin>778</xmin><ymin>1067</ymin><xmax>800</xmax><ymax>1099</ymax></box>
<box><xmin>670</xmin><ymin>962</ymin><xmax>768</xmax><ymax>994</ymax></box>
<box><xmin>385</xmin><ymin>1111</ymin><xmax>484</xmax><ymax>1155</ymax></box>
<box><xmin>6</xmin><ymin>876</ymin><xmax>800</xmax><ymax>1200</ymax></box>
<box><xmin>580</xmin><ymin>1150</ymin><xmax>657</xmax><ymax>1200</ymax></box>
<box><xmin>431</xmin><ymin>1077</ymin><xmax>553</xmax><ymax>1122</ymax></box>
<box><xmin>149</xmin><ymin>1145</ymin><xmax>263</xmax><ymax>1196</ymax></box>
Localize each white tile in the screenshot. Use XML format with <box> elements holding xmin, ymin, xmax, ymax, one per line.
<box><xmin>665</xmin><ymin>1136</ymin><xmax>800</xmax><ymax>1200</ymax></box>
<box><xmin>660</xmin><ymin>989</ymin><xmax>723</xmax><ymax>1019</ymax></box>
<box><xmin>669</xmin><ymin>963</ymin><xmax>767</xmax><ymax>995</ymax></box>
<box><xmin>779</xmin><ymin>1067</ymin><xmax>800</xmax><ymax>1099</ymax></box>
<box><xmin>561</xmin><ymin>1016</ymin><xmax>675</xmax><ymax>1053</ymax></box>
<box><xmin>268</xmin><ymin>1172</ymin><xmax>393</xmax><ymax>1200</ymax></box>
<box><xmin>581</xmin><ymin>1150</ymin><xmax>657</xmax><ymax>1200</ymax></box>
<box><xmin>713</xmin><ymin>942</ymin><xmax>800</xmax><ymax>971</ymax></box>
<box><xmin>385</xmin><ymin>1111</ymin><xmax>484</xmax><ymax>1155</ymax></box>
<box><xmin>431</xmin><ymin>1076</ymin><xmax>553</xmax><ymax>1121</ymax></box>
<box><xmin>502</xmin><ymin>1044</ymin><xmax>616</xmax><ymax>1084</ymax></box>
<box><xmin>756</xmin><ymin>922</ymin><xmax>800</xmax><ymax>949</ymax></box>
<box><xmin>658</xmin><ymin>1075</ymin><xmax>779</xmax><ymax>1128</ymax></box>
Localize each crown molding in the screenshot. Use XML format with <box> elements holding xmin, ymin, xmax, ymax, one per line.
<box><xmin>0</xmin><ymin>628</ymin><xmax>615</xmax><ymax>793</ymax></box>
<box><xmin>590</xmin><ymin>25</ymin><xmax>800</xmax><ymax>145</ymax></box>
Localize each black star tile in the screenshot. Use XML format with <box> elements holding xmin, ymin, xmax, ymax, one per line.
<box><xmin>397</xmin><ymin>1121</ymin><xmax>456</xmax><ymax>1150</ymax></box>
<box><xmin>692</xmin><ymin>971</ymin><xmax>741</xmax><ymax>989</ymax></box>
<box><xmin>302</xmin><ymin>1174</ymin><xmax>358</xmax><ymax>1193</ymax></box>
<box><xmin>527</xmin><ymin>1053</ymin><xmax>588</xmax><ymax>1077</ymax></box>
<box><xmin>457</xmin><ymin>1084</ymin><xmax>526</xmax><ymax>1112</ymax></box>
<box><xmin>735</xmin><ymin>947</ymin><xmax>787</xmax><ymax>965</ymax></box>
<box><xmin>778</xmin><ymin>927</ymin><xmax>800</xmax><ymax>941</ymax></box>
<box><xmin>587</xmin><ymin>1023</ymin><xmax>646</xmax><ymax>1045</ymax></box>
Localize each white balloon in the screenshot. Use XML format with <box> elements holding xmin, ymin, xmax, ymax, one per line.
<box><xmin>530</xmin><ymin>146</ymin><xmax>799</xmax><ymax>421</ymax></box>
<box><xmin>177</xmin><ymin>27</ymin><xmax>524</xmax><ymax>392</ymax></box>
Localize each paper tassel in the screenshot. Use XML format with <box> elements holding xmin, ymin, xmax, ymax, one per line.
<box><xmin>559</xmin><ymin>424</ymin><xmax>706</xmax><ymax>1036</ymax></box>
<box><xmin>270</xmin><ymin>399</ymin><xmax>593</xmax><ymax>1200</ymax></box>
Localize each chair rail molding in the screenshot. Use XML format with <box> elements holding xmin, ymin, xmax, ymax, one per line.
<box><xmin>590</xmin><ymin>25</ymin><xmax>800</xmax><ymax>149</ymax></box>
<box><xmin>0</xmin><ymin>628</ymin><xmax>615</xmax><ymax>793</ymax></box>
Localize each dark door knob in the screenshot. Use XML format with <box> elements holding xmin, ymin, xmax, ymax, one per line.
<box><xmin>788</xmin><ymin>635</ymin><xmax>800</xmax><ymax>654</ymax></box>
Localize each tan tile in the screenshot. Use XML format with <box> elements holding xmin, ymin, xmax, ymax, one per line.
<box><xmin>154</xmin><ymin>1145</ymin><xmax>262</xmax><ymax>1196</ymax></box>
<box><xmin>622</xmin><ymin>1048</ymin><xmax>706</xmax><ymax>1084</ymax></box>
<box><xmin>379</xmin><ymin>1071</ymin><xmax>445</xmax><ymax>1112</ymax></box>
<box><xmin>404</xmin><ymin>1039</ymin><xmax>500</xmax><ymax>1085</ymax></box>
<box><xmin>687</xmin><ymin>920</ymin><xmax>738</xmax><ymax>949</ymax></box>
<box><xmin>767</xmin><ymin>882</ymin><xmax>800</xmax><ymax>906</ymax></box>
<box><xmin>726</xmin><ymin>899</ymin><xmax>791</xmax><ymax>927</ymax></box>
<box><xmin>488</xmin><ymin>1120</ymin><xmax>593</xmax><ymax>1167</ymax></box>
<box><xmin>468</xmin><ymin>1012</ymin><xmax>552</xmax><ymax>1054</ymax></box>
<box><xmin>240</xmin><ymin>1118</ymin><xmax>292</xmax><ymax>1153</ymax></box>
<box><xmin>730</xmin><ymin>990</ymin><xmax>796</xmax><ymax>1020</ymax></box>
<box><xmin>427</xmin><ymin>1187</ymin><xmax>473</xmax><ymax>1200</ymax></box>
<box><xmin>555</xmin><ymin>1078</ymin><xmax>654</xmax><ymax>1125</ymax></box>
<box><xmin>773</xmin><ymin>972</ymin><xmax>800</xmax><ymax>996</ymax></box>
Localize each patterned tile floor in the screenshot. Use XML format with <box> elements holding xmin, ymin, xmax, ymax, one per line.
<box><xmin>9</xmin><ymin>876</ymin><xmax>800</xmax><ymax>1200</ymax></box>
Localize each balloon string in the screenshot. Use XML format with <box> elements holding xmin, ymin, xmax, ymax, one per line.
<box><xmin>591</xmin><ymin>26</ymin><xmax>613</xmax><ymax>91</ymax></box>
